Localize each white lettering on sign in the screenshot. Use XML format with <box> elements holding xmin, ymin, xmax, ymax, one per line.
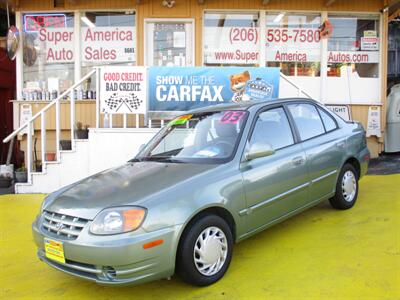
<box><xmin>328</xmin><ymin>51</ymin><xmax>379</xmax><ymax>64</ymax></box>
<box><xmin>266</xmin><ymin>27</ymin><xmax>321</xmax><ymax>63</ymax></box>
<box><xmin>203</xmin><ymin>27</ymin><xmax>260</xmax><ymax>64</ymax></box>
<box><xmin>156</xmin><ymin>85</ymin><xmax>224</xmax><ymax>102</ymax></box>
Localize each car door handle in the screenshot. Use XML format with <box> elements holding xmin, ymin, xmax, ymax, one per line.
<box><xmin>292</xmin><ymin>156</ymin><xmax>305</xmax><ymax>166</ymax></box>
<box><xmin>336</xmin><ymin>141</ymin><xmax>345</xmax><ymax>148</ymax></box>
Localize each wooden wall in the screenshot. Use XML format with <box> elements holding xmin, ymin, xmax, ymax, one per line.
<box><xmin>14</xmin><ymin>0</ymin><xmax>387</xmax><ymax>157</ymax></box>
<box><xmin>16</xmin><ymin>0</ymin><xmax>385</xmax><ymax>67</ymax></box>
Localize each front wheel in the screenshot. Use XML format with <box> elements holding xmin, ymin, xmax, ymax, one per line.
<box><xmin>329</xmin><ymin>163</ymin><xmax>359</xmax><ymax>210</ymax></box>
<box><xmin>176</xmin><ymin>214</ymin><xmax>233</xmax><ymax>286</ymax></box>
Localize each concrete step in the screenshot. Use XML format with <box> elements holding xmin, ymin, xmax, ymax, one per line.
<box><xmin>16</xmin><ymin>140</ymin><xmax>90</xmax><ymax>194</ymax></box>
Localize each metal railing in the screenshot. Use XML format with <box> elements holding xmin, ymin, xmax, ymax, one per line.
<box><xmin>279</xmin><ymin>73</ymin><xmax>313</xmax><ymax>99</ymax></box>
<box><xmin>2</xmin><ymin>69</ymin><xmax>97</xmax><ymax>182</ymax></box>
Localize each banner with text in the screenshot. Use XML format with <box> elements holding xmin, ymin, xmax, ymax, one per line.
<box><xmin>100</xmin><ymin>66</ymin><xmax>147</xmax><ymax>114</ymax></box>
<box><xmin>149</xmin><ymin>67</ymin><xmax>280</xmax><ymax>111</ymax></box>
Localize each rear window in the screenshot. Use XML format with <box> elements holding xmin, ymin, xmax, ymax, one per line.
<box><xmin>288</xmin><ymin>103</ymin><xmax>325</xmax><ymax>141</ymax></box>
<box><xmin>318</xmin><ymin>108</ymin><xmax>337</xmax><ymax>132</ymax></box>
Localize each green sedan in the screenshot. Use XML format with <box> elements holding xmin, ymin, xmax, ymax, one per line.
<box><xmin>32</xmin><ymin>98</ymin><xmax>369</xmax><ymax>286</ymax></box>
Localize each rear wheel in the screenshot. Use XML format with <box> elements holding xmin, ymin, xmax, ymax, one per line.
<box><xmin>329</xmin><ymin>163</ymin><xmax>359</xmax><ymax>210</ymax></box>
<box><xmin>176</xmin><ymin>214</ymin><xmax>233</xmax><ymax>286</ymax></box>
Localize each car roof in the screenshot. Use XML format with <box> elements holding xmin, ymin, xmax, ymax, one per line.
<box><xmin>187</xmin><ymin>98</ymin><xmax>320</xmax><ymax>114</ymax></box>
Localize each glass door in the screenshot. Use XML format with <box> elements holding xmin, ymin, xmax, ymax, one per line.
<box><xmin>145</xmin><ymin>19</ymin><xmax>194</xmax><ymax>66</ymax></box>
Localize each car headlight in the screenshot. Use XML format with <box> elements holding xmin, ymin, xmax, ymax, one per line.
<box><xmin>90</xmin><ymin>206</ymin><xmax>146</xmax><ymax>235</ymax></box>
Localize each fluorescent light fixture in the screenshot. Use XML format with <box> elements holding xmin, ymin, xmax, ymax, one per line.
<box><xmin>81</xmin><ymin>16</ymin><xmax>95</xmax><ymax>28</ymax></box>
<box><xmin>273</xmin><ymin>13</ymin><xmax>285</xmax><ymax>23</ymax></box>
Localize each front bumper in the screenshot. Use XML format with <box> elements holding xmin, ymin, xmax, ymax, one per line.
<box><xmin>32</xmin><ymin>216</ymin><xmax>183</xmax><ymax>285</ymax></box>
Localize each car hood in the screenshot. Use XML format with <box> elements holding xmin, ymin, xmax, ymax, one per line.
<box><xmin>44</xmin><ymin>161</ymin><xmax>217</xmax><ymax>220</ymax></box>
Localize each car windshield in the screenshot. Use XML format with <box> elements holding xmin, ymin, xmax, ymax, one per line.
<box><xmin>136</xmin><ymin>110</ymin><xmax>248</xmax><ymax>164</ymax></box>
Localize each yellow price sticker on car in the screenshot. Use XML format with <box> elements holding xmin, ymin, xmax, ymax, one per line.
<box><xmin>44</xmin><ymin>238</ymin><xmax>65</xmax><ymax>264</ymax></box>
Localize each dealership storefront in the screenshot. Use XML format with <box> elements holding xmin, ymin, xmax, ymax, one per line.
<box><xmin>11</xmin><ymin>0</ymin><xmax>388</xmax><ymax>168</ymax></box>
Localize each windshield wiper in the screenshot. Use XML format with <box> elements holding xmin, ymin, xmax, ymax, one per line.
<box><xmin>141</xmin><ymin>156</ymin><xmax>184</xmax><ymax>163</ymax></box>
<box><xmin>129</xmin><ymin>158</ymin><xmax>143</xmax><ymax>162</ymax></box>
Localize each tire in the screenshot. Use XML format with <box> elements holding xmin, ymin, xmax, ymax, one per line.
<box><xmin>329</xmin><ymin>163</ymin><xmax>359</xmax><ymax>210</ymax></box>
<box><xmin>176</xmin><ymin>214</ymin><xmax>233</xmax><ymax>286</ymax></box>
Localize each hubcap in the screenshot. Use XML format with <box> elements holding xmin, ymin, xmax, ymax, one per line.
<box><xmin>342</xmin><ymin>170</ymin><xmax>357</xmax><ymax>202</ymax></box>
<box><xmin>193</xmin><ymin>226</ymin><xmax>228</xmax><ymax>276</ymax></box>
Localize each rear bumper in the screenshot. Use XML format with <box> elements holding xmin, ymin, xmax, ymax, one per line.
<box><xmin>32</xmin><ymin>216</ymin><xmax>182</xmax><ymax>285</ymax></box>
<box><xmin>358</xmin><ymin>147</ymin><xmax>370</xmax><ymax>178</ymax></box>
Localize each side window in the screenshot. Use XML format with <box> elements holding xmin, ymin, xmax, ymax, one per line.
<box><xmin>250</xmin><ymin>107</ymin><xmax>294</xmax><ymax>150</ymax></box>
<box><xmin>288</xmin><ymin>103</ymin><xmax>325</xmax><ymax>141</ymax></box>
<box><xmin>318</xmin><ymin>108</ymin><xmax>337</xmax><ymax>132</ymax></box>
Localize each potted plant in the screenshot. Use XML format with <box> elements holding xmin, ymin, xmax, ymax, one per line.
<box><xmin>75</xmin><ymin>122</ymin><xmax>89</xmax><ymax>139</ymax></box>
<box><xmin>45</xmin><ymin>152</ymin><xmax>56</xmax><ymax>161</ymax></box>
<box><xmin>0</xmin><ymin>174</ymin><xmax>12</xmax><ymax>188</ymax></box>
<box><xmin>60</xmin><ymin>140</ymin><xmax>72</xmax><ymax>150</ymax></box>
<box><xmin>15</xmin><ymin>165</ymin><xmax>28</xmax><ymax>183</ymax></box>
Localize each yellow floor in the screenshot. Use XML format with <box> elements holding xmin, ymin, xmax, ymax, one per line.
<box><xmin>0</xmin><ymin>175</ymin><xmax>399</xmax><ymax>300</ymax></box>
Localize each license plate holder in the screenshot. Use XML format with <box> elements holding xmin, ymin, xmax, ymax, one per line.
<box><xmin>44</xmin><ymin>238</ymin><xmax>65</xmax><ymax>264</ymax></box>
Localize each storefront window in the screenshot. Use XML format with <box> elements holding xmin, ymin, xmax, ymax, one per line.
<box><xmin>265</xmin><ymin>13</ymin><xmax>321</xmax><ymax>77</ymax></box>
<box><xmin>146</xmin><ymin>20</ymin><xmax>193</xmax><ymax>66</ymax></box>
<box><xmin>81</xmin><ymin>11</ymin><xmax>136</xmax><ymax>72</ymax></box>
<box><xmin>22</xmin><ymin>13</ymin><xmax>74</xmax><ymax>100</ymax></box>
<box><xmin>203</xmin><ymin>12</ymin><xmax>260</xmax><ymax>66</ymax></box>
<box><xmin>327</xmin><ymin>15</ymin><xmax>379</xmax><ymax>78</ymax></box>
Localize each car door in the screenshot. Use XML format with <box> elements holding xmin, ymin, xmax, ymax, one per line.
<box><xmin>240</xmin><ymin>106</ymin><xmax>309</xmax><ymax>233</ymax></box>
<box><xmin>286</xmin><ymin>103</ymin><xmax>344</xmax><ymax>202</ymax></box>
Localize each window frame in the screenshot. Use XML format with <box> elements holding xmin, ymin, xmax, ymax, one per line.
<box><xmin>246</xmin><ymin>104</ymin><xmax>297</xmax><ymax>153</ymax></box>
<box><xmin>316</xmin><ymin>106</ymin><xmax>339</xmax><ymax>133</ymax></box>
<box><xmin>202</xmin><ymin>10</ymin><xmax>261</xmax><ymax>67</ymax></box>
<box><xmin>80</xmin><ymin>10</ymin><xmax>137</xmax><ymax>69</ymax></box>
<box><xmin>285</xmin><ymin>101</ymin><xmax>339</xmax><ymax>142</ymax></box>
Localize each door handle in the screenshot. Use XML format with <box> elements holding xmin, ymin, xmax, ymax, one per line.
<box><xmin>292</xmin><ymin>156</ymin><xmax>305</xmax><ymax>166</ymax></box>
<box><xmin>336</xmin><ymin>141</ymin><xmax>345</xmax><ymax>148</ymax></box>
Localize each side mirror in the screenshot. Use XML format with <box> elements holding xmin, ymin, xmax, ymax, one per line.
<box><xmin>245</xmin><ymin>142</ymin><xmax>275</xmax><ymax>161</ymax></box>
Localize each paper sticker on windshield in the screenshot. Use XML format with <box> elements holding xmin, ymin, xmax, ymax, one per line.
<box><xmin>168</xmin><ymin>114</ymin><xmax>193</xmax><ymax>126</ymax></box>
<box><xmin>220</xmin><ymin>111</ymin><xmax>246</xmax><ymax>124</ymax></box>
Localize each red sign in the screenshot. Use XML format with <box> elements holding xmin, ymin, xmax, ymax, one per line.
<box><xmin>24</xmin><ymin>14</ymin><xmax>67</xmax><ymax>32</ymax></box>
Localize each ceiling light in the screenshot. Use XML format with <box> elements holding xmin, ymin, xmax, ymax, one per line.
<box><xmin>273</xmin><ymin>13</ymin><xmax>285</xmax><ymax>23</ymax></box>
<box><xmin>81</xmin><ymin>16</ymin><xmax>95</xmax><ymax>28</ymax></box>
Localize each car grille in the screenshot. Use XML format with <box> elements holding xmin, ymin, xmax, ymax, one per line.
<box><xmin>42</xmin><ymin>210</ymin><xmax>89</xmax><ymax>240</ymax></box>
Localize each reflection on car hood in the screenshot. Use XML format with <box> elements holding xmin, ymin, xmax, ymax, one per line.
<box><xmin>45</xmin><ymin>161</ymin><xmax>217</xmax><ymax>220</ymax></box>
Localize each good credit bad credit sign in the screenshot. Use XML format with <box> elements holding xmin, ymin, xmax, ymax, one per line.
<box><xmin>100</xmin><ymin>66</ymin><xmax>147</xmax><ymax>114</ymax></box>
<box><xmin>149</xmin><ymin>67</ymin><xmax>280</xmax><ymax>111</ymax></box>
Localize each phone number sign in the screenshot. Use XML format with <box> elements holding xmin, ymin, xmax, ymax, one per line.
<box><xmin>266</xmin><ymin>27</ymin><xmax>321</xmax><ymax>63</ymax></box>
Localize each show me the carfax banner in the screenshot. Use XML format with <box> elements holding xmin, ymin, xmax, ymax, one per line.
<box><xmin>148</xmin><ymin>67</ymin><xmax>280</xmax><ymax>112</ymax></box>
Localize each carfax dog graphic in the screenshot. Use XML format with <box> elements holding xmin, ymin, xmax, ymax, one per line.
<box><xmin>229</xmin><ymin>70</ymin><xmax>274</xmax><ymax>103</ymax></box>
<box><xmin>229</xmin><ymin>70</ymin><xmax>251</xmax><ymax>102</ymax></box>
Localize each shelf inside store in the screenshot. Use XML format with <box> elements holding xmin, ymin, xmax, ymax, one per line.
<box><xmin>10</xmin><ymin>99</ymin><xmax>96</xmax><ymax>104</ymax></box>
